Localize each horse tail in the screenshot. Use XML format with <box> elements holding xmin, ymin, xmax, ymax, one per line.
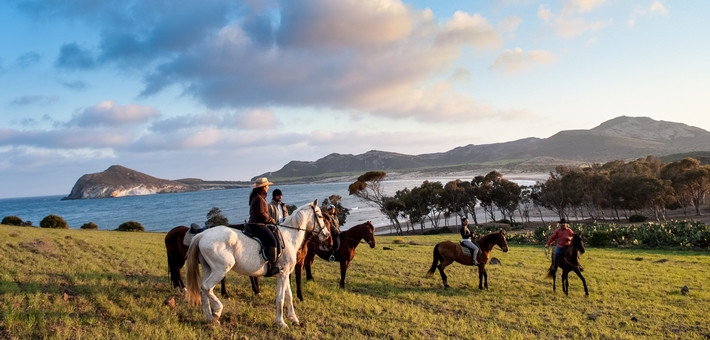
<box><xmin>185</xmin><ymin>234</ymin><xmax>203</xmax><ymax>306</ymax></box>
<box><xmin>427</xmin><ymin>243</ymin><xmax>441</xmax><ymax>276</ymax></box>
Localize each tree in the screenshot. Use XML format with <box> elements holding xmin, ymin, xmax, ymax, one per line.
<box><xmin>662</xmin><ymin>158</ymin><xmax>710</xmax><ymax>216</ymax></box>
<box><xmin>348</xmin><ymin>171</ymin><xmax>404</xmax><ymax>234</ymax></box>
<box><xmin>205</xmin><ymin>207</ymin><xmax>229</xmax><ymax>227</ymax></box>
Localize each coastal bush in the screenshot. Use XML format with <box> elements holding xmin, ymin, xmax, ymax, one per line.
<box><xmin>530</xmin><ymin>220</ymin><xmax>709</xmax><ymax>249</ymax></box>
<box><xmin>116</xmin><ymin>221</ymin><xmax>144</xmax><ymax>232</ymax></box>
<box><xmin>80</xmin><ymin>222</ymin><xmax>98</xmax><ymax>230</ymax></box>
<box><xmin>205</xmin><ymin>207</ymin><xmax>228</xmax><ymax>227</ymax></box>
<box><xmin>2</xmin><ymin>216</ymin><xmax>24</xmax><ymax>226</ymax></box>
<box><xmin>629</xmin><ymin>214</ymin><xmax>648</xmax><ymax>222</ymax></box>
<box><xmin>40</xmin><ymin>214</ymin><xmax>68</xmax><ymax>229</ymax></box>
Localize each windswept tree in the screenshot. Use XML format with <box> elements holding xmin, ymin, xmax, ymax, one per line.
<box><xmin>348</xmin><ymin>171</ymin><xmax>403</xmax><ymax>234</ymax></box>
<box><xmin>662</xmin><ymin>158</ymin><xmax>710</xmax><ymax>216</ymax></box>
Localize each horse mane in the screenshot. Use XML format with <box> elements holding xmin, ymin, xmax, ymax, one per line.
<box><xmin>343</xmin><ymin>221</ymin><xmax>372</xmax><ymax>235</ymax></box>
<box><xmin>282</xmin><ymin>202</ymin><xmax>313</xmax><ymax>228</ymax></box>
<box><xmin>478</xmin><ymin>230</ymin><xmax>501</xmax><ymax>244</ymax></box>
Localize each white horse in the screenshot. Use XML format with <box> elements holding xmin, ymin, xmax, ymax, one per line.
<box><xmin>185</xmin><ymin>200</ymin><xmax>331</xmax><ymax>327</ymax></box>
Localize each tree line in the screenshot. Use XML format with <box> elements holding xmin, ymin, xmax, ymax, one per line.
<box><xmin>349</xmin><ymin>156</ymin><xmax>710</xmax><ymax>235</ymax></box>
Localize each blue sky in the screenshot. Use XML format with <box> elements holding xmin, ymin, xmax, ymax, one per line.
<box><xmin>1</xmin><ymin>0</ymin><xmax>708</xmax><ymax>198</ymax></box>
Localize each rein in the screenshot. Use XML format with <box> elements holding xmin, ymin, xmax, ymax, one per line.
<box><xmin>275</xmin><ymin>205</ymin><xmax>327</xmax><ymax>239</ymax></box>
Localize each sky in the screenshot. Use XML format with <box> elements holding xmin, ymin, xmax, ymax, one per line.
<box><xmin>1</xmin><ymin>0</ymin><xmax>709</xmax><ymax>199</ymax></box>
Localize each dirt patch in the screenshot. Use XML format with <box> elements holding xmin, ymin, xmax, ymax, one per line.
<box><xmin>20</xmin><ymin>239</ymin><xmax>57</xmax><ymax>256</ymax></box>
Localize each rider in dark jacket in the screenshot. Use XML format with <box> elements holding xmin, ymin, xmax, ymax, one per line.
<box><xmin>248</xmin><ymin>177</ymin><xmax>280</xmax><ymax>276</ymax></box>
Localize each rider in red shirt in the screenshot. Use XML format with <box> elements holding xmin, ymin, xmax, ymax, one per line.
<box><xmin>545</xmin><ymin>218</ymin><xmax>574</xmax><ymax>270</ymax></box>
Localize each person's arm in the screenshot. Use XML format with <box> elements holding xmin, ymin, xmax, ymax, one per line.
<box><xmin>545</xmin><ymin>229</ymin><xmax>559</xmax><ymax>247</ymax></box>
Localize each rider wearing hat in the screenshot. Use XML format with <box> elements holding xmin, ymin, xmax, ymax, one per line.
<box><xmin>545</xmin><ymin>218</ymin><xmax>574</xmax><ymax>271</ymax></box>
<box><xmin>248</xmin><ymin>177</ymin><xmax>281</xmax><ymax>277</ymax></box>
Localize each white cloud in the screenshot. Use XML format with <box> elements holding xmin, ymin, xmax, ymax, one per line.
<box><xmin>67</xmin><ymin>101</ymin><xmax>159</xmax><ymax>127</ymax></box>
<box><xmin>628</xmin><ymin>1</ymin><xmax>668</xmax><ymax>28</ymax></box>
<box><xmin>489</xmin><ymin>48</ymin><xmax>557</xmax><ymax>73</ymax></box>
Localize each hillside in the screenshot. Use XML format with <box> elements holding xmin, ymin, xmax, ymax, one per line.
<box><xmin>256</xmin><ymin>116</ymin><xmax>710</xmax><ymax>182</ymax></box>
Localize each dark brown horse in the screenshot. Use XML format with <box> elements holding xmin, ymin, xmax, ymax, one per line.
<box><xmin>547</xmin><ymin>233</ymin><xmax>588</xmax><ymax>296</ymax></box>
<box><xmin>295</xmin><ymin>221</ymin><xmax>376</xmax><ymax>300</ymax></box>
<box><xmin>427</xmin><ymin>231</ymin><xmax>509</xmax><ymax>289</ymax></box>
<box><xmin>165</xmin><ymin>225</ymin><xmax>258</xmax><ymax>297</ymax></box>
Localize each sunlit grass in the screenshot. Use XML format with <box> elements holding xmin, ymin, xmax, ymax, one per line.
<box><xmin>1</xmin><ymin>225</ymin><xmax>708</xmax><ymax>339</ymax></box>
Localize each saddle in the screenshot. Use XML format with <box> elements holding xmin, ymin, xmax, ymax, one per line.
<box><xmin>235</xmin><ymin>223</ymin><xmax>285</xmax><ymax>261</ymax></box>
<box><xmin>182</xmin><ymin>223</ymin><xmax>208</xmax><ymax>246</ymax></box>
<box><xmin>459</xmin><ymin>240</ymin><xmax>479</xmax><ymax>257</ymax></box>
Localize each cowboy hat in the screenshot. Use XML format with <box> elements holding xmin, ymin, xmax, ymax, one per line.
<box><xmin>252</xmin><ymin>177</ymin><xmax>274</xmax><ymax>188</ymax></box>
<box><xmin>558</xmin><ymin>218</ymin><xmax>567</xmax><ymax>224</ymax></box>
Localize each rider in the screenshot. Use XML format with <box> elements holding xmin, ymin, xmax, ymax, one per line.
<box><xmin>327</xmin><ymin>204</ymin><xmax>340</xmax><ymax>262</ymax></box>
<box><xmin>545</xmin><ymin>218</ymin><xmax>574</xmax><ymax>271</ymax></box>
<box><xmin>248</xmin><ymin>177</ymin><xmax>281</xmax><ymax>277</ymax></box>
<box><xmin>460</xmin><ymin>217</ymin><xmax>479</xmax><ymax>265</ymax></box>
<box><xmin>268</xmin><ymin>188</ymin><xmax>289</xmax><ymax>224</ymax></box>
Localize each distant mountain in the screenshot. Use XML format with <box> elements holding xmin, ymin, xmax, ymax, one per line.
<box><xmin>256</xmin><ymin>116</ymin><xmax>710</xmax><ymax>181</ymax></box>
<box><xmin>63</xmin><ymin>165</ymin><xmax>249</xmax><ymax>200</ymax></box>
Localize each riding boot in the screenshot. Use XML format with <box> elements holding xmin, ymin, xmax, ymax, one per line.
<box><xmin>264</xmin><ymin>247</ymin><xmax>281</xmax><ymax>277</ymax></box>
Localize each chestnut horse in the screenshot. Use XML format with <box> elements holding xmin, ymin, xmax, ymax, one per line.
<box><xmin>427</xmin><ymin>231</ymin><xmax>509</xmax><ymax>289</ymax></box>
<box><xmin>296</xmin><ymin>221</ymin><xmax>376</xmax><ymax>300</ymax></box>
<box><xmin>547</xmin><ymin>233</ymin><xmax>588</xmax><ymax>296</ymax></box>
<box><xmin>165</xmin><ymin>226</ymin><xmax>258</xmax><ymax>297</ymax></box>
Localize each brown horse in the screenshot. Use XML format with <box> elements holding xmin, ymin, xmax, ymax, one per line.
<box><xmin>164</xmin><ymin>225</ymin><xmax>258</xmax><ymax>297</ymax></box>
<box><xmin>427</xmin><ymin>231</ymin><xmax>509</xmax><ymax>289</ymax></box>
<box><xmin>295</xmin><ymin>221</ymin><xmax>376</xmax><ymax>300</ymax></box>
<box><xmin>547</xmin><ymin>233</ymin><xmax>588</xmax><ymax>296</ymax></box>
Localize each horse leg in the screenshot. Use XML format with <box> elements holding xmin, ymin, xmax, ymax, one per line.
<box><xmin>574</xmin><ymin>269</ymin><xmax>589</xmax><ymax>296</ymax></box>
<box><xmin>200</xmin><ymin>265</ymin><xmax>226</xmax><ymax>324</ymax></box>
<box><xmin>220</xmin><ymin>277</ymin><xmax>228</xmax><ymax>298</ymax></box>
<box><xmin>168</xmin><ymin>253</ymin><xmax>186</xmax><ymax>292</ymax></box>
<box><xmin>437</xmin><ymin>259</ymin><xmax>452</xmax><ymax>288</ymax></box>
<box><xmin>562</xmin><ymin>270</ymin><xmax>569</xmax><ymax>296</ymax></box>
<box><xmin>305</xmin><ymin>252</ymin><xmax>316</xmax><ymax>281</ymax></box>
<box><xmin>283</xmin><ymin>274</ymin><xmax>299</xmax><ymax>325</ymax></box>
<box><xmin>478</xmin><ymin>266</ymin><xmax>488</xmax><ymax>290</ymax></box>
<box><xmin>274</xmin><ymin>273</ymin><xmax>293</xmax><ymax>328</ymax></box>
<box><xmin>295</xmin><ymin>260</ymin><xmax>305</xmax><ymax>301</ymax></box>
<box><xmin>339</xmin><ymin>260</ymin><xmax>349</xmax><ymax>289</ymax></box>
<box><xmin>250</xmin><ymin>276</ymin><xmax>261</xmax><ymax>297</ymax></box>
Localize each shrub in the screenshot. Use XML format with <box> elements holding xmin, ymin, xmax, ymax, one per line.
<box><xmin>205</xmin><ymin>207</ymin><xmax>229</xmax><ymax>227</ymax></box>
<box><xmin>80</xmin><ymin>222</ymin><xmax>99</xmax><ymax>230</ymax></box>
<box><xmin>2</xmin><ymin>216</ymin><xmax>24</xmax><ymax>226</ymax></box>
<box><xmin>116</xmin><ymin>221</ymin><xmax>144</xmax><ymax>232</ymax></box>
<box><xmin>496</xmin><ymin>218</ymin><xmax>511</xmax><ymax>224</ymax></box>
<box><xmin>422</xmin><ymin>227</ymin><xmax>452</xmax><ymax>235</ymax></box>
<box><xmin>629</xmin><ymin>215</ymin><xmax>648</xmax><ymax>223</ymax></box>
<box><xmin>40</xmin><ymin>214</ymin><xmax>68</xmax><ymax>229</ymax></box>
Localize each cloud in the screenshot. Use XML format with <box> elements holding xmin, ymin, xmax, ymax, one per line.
<box><xmin>66</xmin><ymin>101</ymin><xmax>159</xmax><ymax>127</ymax></box>
<box><xmin>489</xmin><ymin>48</ymin><xmax>556</xmax><ymax>73</ymax></box>
<box><xmin>538</xmin><ymin>3</ymin><xmax>610</xmax><ymax>38</ymax></box>
<box><xmin>628</xmin><ymin>1</ymin><xmax>668</xmax><ymax>28</ymax></box>
<box><xmin>55</xmin><ymin>43</ymin><xmax>95</xmax><ymax>70</ymax></box>
<box><xmin>563</xmin><ymin>0</ymin><xmax>606</xmax><ymax>14</ymax></box>
<box><xmin>10</xmin><ymin>95</ymin><xmax>60</xmax><ymax>106</ymax></box>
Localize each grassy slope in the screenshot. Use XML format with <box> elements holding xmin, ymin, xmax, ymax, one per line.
<box><xmin>0</xmin><ymin>225</ymin><xmax>708</xmax><ymax>339</ymax></box>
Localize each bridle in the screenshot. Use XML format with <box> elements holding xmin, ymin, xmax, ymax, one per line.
<box><xmin>276</xmin><ymin>205</ymin><xmax>328</xmax><ymax>239</ymax></box>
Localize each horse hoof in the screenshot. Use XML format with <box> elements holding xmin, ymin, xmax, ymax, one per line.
<box><xmin>276</xmin><ymin>321</ymin><xmax>289</xmax><ymax>328</ymax></box>
<box><xmin>210</xmin><ymin>316</ymin><xmax>220</xmax><ymax>326</ymax></box>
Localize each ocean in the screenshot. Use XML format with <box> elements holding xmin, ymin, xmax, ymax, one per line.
<box><xmin>0</xmin><ymin>178</ymin><xmax>539</xmax><ymax>232</ymax></box>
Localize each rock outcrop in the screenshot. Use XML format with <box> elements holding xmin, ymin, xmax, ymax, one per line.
<box><xmin>63</xmin><ymin>165</ymin><xmax>196</xmax><ymax>200</ymax></box>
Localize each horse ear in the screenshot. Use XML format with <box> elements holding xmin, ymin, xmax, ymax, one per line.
<box><xmin>313</xmin><ymin>199</ymin><xmax>318</xmax><ymax>207</ymax></box>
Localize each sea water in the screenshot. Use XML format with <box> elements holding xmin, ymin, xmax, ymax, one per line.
<box><xmin>0</xmin><ymin>178</ymin><xmax>539</xmax><ymax>232</ymax></box>
<box><xmin>0</xmin><ymin>181</ymin><xmax>413</xmax><ymax>232</ymax></box>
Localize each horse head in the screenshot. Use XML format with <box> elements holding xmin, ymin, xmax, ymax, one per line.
<box><xmin>309</xmin><ymin>199</ymin><xmax>332</xmax><ymax>248</ymax></box>
<box><xmin>496</xmin><ymin>229</ymin><xmax>509</xmax><ymax>253</ymax></box>
<box><xmin>364</xmin><ymin>221</ymin><xmax>376</xmax><ymax>248</ymax></box>
<box><xmin>573</xmin><ymin>234</ymin><xmax>585</xmax><ymax>254</ymax></box>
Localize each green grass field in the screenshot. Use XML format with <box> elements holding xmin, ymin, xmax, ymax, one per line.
<box><xmin>1</xmin><ymin>225</ymin><xmax>708</xmax><ymax>339</ymax></box>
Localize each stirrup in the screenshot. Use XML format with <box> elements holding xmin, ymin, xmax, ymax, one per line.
<box><xmin>329</xmin><ymin>255</ymin><xmax>335</xmax><ymax>262</ymax></box>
